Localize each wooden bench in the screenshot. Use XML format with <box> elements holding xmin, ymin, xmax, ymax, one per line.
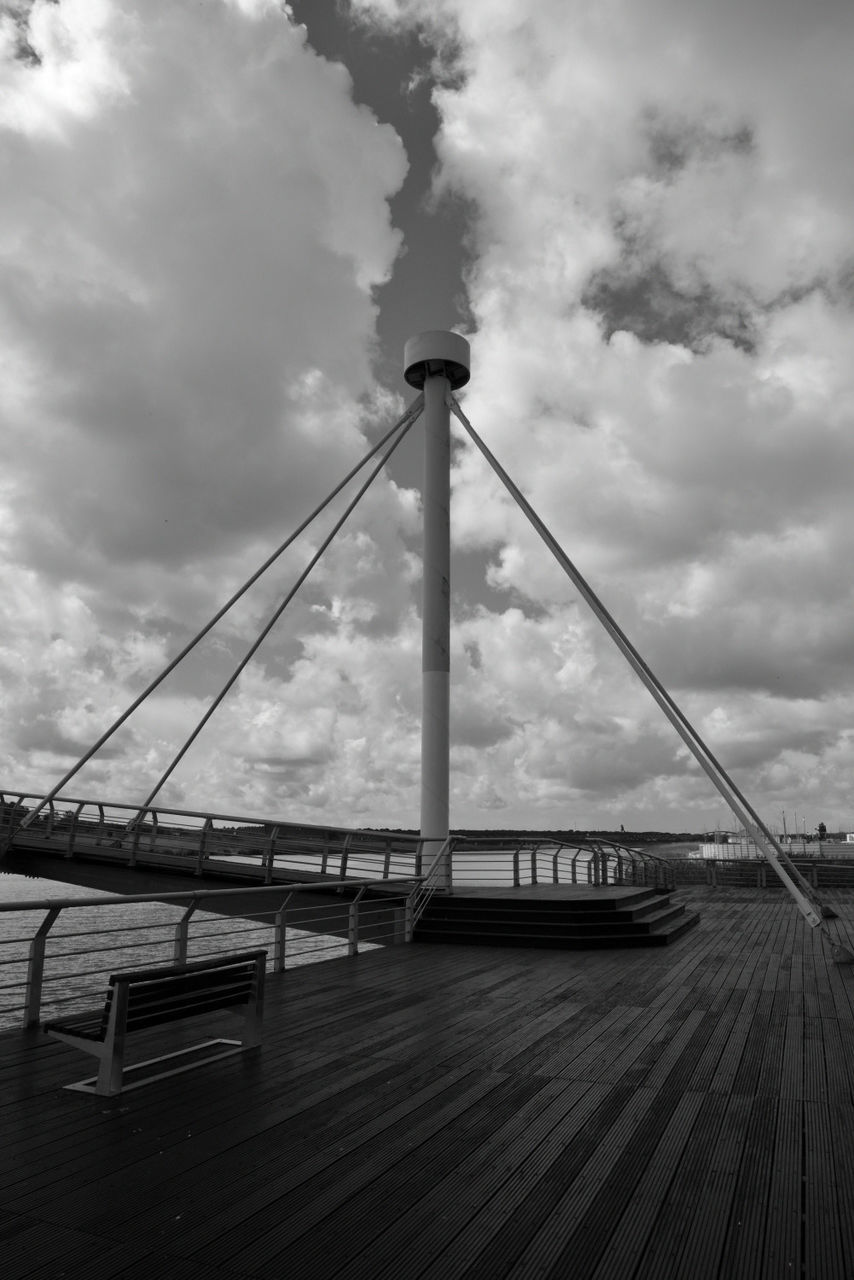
<box><xmin>43</xmin><ymin>949</ymin><xmax>266</xmax><ymax>1096</ymax></box>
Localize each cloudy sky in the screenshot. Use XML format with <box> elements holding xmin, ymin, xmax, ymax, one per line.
<box><xmin>1</xmin><ymin>0</ymin><xmax>853</xmax><ymax>835</ymax></box>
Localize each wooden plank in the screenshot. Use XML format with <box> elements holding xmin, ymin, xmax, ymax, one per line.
<box><xmin>780</xmin><ymin>1012</ymin><xmax>805</xmax><ymax>1099</ymax></box>
<box><xmin>589</xmin><ymin>1091</ymin><xmax>707</xmax><ymax>1280</ymax></box>
<box><xmin>709</xmin><ymin>989</ymin><xmax>764</xmax><ymax>1095</ymax></box>
<box><xmin>207</xmin><ymin>1070</ymin><xmax>546</xmax><ymax>1276</ymax></box>
<box><xmin>828</xmin><ymin>1101</ymin><xmax>854</xmax><ymax>1276</ymax></box>
<box><xmin>803</xmin><ymin>1100</ymin><xmax>846</xmax><ymax>1279</ymax></box>
<box><xmin>717</xmin><ymin>1096</ymin><xmax>777</xmax><ymax>1280</ymax></box>
<box><xmin>821</xmin><ymin>1014</ymin><xmax>854</xmax><ymax>1104</ymax></box>
<box><xmin>760</xmin><ymin>1099</ymin><xmax>802</xmax><ymax>1280</ymax></box>
<box><xmin>333</xmin><ymin>1077</ymin><xmax>601</xmax><ymax>1280</ymax></box>
<box><xmin>430</xmin><ymin>1083</ymin><xmax>658</xmax><ymax>1280</ymax></box>
<box><xmin>503</xmin><ymin>1087</ymin><xmax>695</xmax><ymax>1278</ymax></box>
<box><xmin>642</xmin><ymin>1093</ymin><xmax>753</xmax><ymax>1280</ymax></box>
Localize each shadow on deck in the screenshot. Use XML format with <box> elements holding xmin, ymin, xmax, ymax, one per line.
<box><xmin>3</xmin><ymin>886</ymin><xmax>854</xmax><ymax>1279</ymax></box>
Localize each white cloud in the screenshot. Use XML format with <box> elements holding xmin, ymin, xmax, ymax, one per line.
<box><xmin>0</xmin><ymin>0</ymin><xmax>426</xmax><ymax>822</ymax></box>
<box><xmin>351</xmin><ymin>0</ymin><xmax>854</xmax><ymax>830</ymax></box>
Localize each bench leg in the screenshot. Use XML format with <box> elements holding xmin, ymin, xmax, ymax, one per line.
<box><xmin>95</xmin><ymin>1003</ymin><xmax>128</xmax><ymax>1096</ymax></box>
<box><xmin>241</xmin><ymin>999</ymin><xmax>263</xmax><ymax>1049</ymax></box>
<box><xmin>95</xmin><ymin>1049</ymin><xmax>124</xmax><ymax>1096</ymax></box>
<box><xmin>241</xmin><ymin>966</ymin><xmax>265</xmax><ymax>1049</ymax></box>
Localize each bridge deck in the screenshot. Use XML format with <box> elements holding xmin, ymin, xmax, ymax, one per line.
<box><xmin>3</xmin><ymin>886</ymin><xmax>854</xmax><ymax>1279</ymax></box>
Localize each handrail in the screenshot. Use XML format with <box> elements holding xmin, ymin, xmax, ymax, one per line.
<box><xmin>1</xmin><ymin>875</ymin><xmax>419</xmax><ymax>1030</ymax></box>
<box><xmin>1</xmin><ymin>789</ymin><xmax>425</xmax><ymax>848</ymax></box>
<box><xmin>407</xmin><ymin>835</ymin><xmax>453</xmax><ymax>932</ymax></box>
<box><xmin>448</xmin><ymin>834</ymin><xmax>672</xmax><ymax>892</ymax></box>
<box><xmin>4</xmin><ymin>789</ymin><xmax>675</xmax><ymax>894</ymax></box>
<box><xmin>0</xmin><ymin>875</ymin><xmax>422</xmax><ymax>914</ymax></box>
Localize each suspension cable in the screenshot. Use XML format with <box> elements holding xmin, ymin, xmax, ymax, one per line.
<box><xmin>449</xmin><ymin>392</ymin><xmax>850</xmax><ymax>954</ymax></box>
<box><xmin>131</xmin><ymin>399</ymin><xmax>421</xmax><ymax>819</ymax></box>
<box><xmin>14</xmin><ymin>395</ymin><xmax>424</xmax><ymax>834</ymax></box>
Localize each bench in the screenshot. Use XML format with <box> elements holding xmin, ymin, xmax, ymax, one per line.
<box><xmin>43</xmin><ymin>949</ymin><xmax>266</xmax><ymax>1096</ymax></box>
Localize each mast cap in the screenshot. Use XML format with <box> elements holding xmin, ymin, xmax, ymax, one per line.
<box><xmin>404</xmin><ymin>330</ymin><xmax>470</xmax><ymax>390</ymax></box>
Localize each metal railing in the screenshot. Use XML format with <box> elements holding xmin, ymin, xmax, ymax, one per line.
<box><xmin>2</xmin><ymin>792</ymin><xmax>674</xmax><ymax>893</ymax></box>
<box><xmin>1</xmin><ymin>791</ymin><xmax>427</xmax><ymax>883</ymax></box>
<box><xmin>0</xmin><ymin>877</ymin><xmax>418</xmax><ymax>1031</ymax></box>
<box><xmin>1</xmin><ymin>792</ymin><xmax>682</xmax><ymax>1032</ymax></box>
<box><xmin>443</xmin><ymin>836</ymin><xmax>675</xmax><ymax>892</ymax></box>
<box><xmin>407</xmin><ymin>836</ymin><xmax>453</xmax><ymax>928</ymax></box>
<box><xmin>669</xmin><ymin>855</ymin><xmax>854</xmax><ymax>890</ymax></box>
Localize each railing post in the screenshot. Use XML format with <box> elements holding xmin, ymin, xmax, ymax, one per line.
<box><xmin>173</xmin><ymin>900</ymin><xmax>198</xmax><ymax>963</ymax></box>
<box><xmin>512</xmin><ymin>849</ymin><xmax>520</xmax><ymax>887</ymax></box>
<box><xmin>129</xmin><ymin>818</ymin><xmax>141</xmax><ymax>867</ymax></box>
<box><xmin>274</xmin><ymin>892</ymin><xmax>293</xmax><ymax>973</ymax></box>
<box><xmin>341</xmin><ymin>833</ymin><xmax>352</xmax><ymax>879</ymax></box>
<box><xmin>95</xmin><ymin>803</ymin><xmax>106</xmax><ymax>845</ymax></box>
<box><xmin>265</xmin><ymin>826</ymin><xmax>280</xmax><ymax>885</ymax></box>
<box><xmin>46</xmin><ymin>799</ymin><xmax>55</xmax><ymax>839</ymax></box>
<box><xmin>553</xmin><ymin>849</ymin><xmax>560</xmax><ymax>884</ymax></box>
<box><xmin>24</xmin><ymin>906</ymin><xmax>61</xmax><ymax>1029</ymax></box>
<box><xmin>196</xmin><ymin>817</ymin><xmax>213</xmax><ymax>875</ymax></box>
<box><xmin>349</xmin><ymin>887</ymin><xmax>366</xmax><ymax>956</ymax></box>
<box><xmin>404</xmin><ymin>893</ymin><xmax>414</xmax><ymax>943</ymax></box>
<box><xmin>530</xmin><ymin>846</ymin><xmax>538</xmax><ymax>886</ymax></box>
<box><xmin>65</xmin><ymin>802</ymin><xmax>85</xmax><ymax>857</ymax></box>
<box><xmin>148</xmin><ymin>810</ymin><xmax>158</xmax><ymax>852</ymax></box>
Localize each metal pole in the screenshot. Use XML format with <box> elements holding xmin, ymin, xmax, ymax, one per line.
<box><xmin>404</xmin><ymin>331</ymin><xmax>470</xmax><ymax>893</ymax></box>
<box><xmin>421</xmin><ymin>369</ymin><xmax>451</xmax><ymax>883</ymax></box>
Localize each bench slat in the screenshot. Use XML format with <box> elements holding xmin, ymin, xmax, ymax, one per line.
<box><xmin>107</xmin><ymin>949</ymin><xmax>266</xmax><ymax>987</ymax></box>
<box><xmin>43</xmin><ymin>1011</ymin><xmax>108</xmax><ymax>1040</ymax></box>
<box><xmin>127</xmin><ymin>972</ymin><xmax>256</xmax><ymax>1000</ymax></box>
<box><xmin>127</xmin><ymin>987</ymin><xmax>257</xmax><ymax>1032</ymax></box>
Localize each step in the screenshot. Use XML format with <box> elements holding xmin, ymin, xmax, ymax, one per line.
<box><xmin>419</xmin><ymin>901</ymin><xmax>683</xmax><ymax>930</ymax></box>
<box><xmin>414</xmin><ymin>911</ymin><xmax>701</xmax><ymax>949</ymax></box>
<box><xmin>413</xmin><ymin>891</ymin><xmax>699</xmax><ymax>949</ymax></box>
<box><xmin>433</xmin><ymin>889</ymin><xmax>661</xmax><ymax>914</ymax></box>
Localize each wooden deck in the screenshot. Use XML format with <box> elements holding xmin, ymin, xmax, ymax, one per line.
<box><xmin>4</xmin><ymin>886</ymin><xmax>854</xmax><ymax>1278</ymax></box>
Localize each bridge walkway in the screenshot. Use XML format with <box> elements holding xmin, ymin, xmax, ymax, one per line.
<box><xmin>3</xmin><ymin>887</ymin><xmax>854</xmax><ymax>1279</ymax></box>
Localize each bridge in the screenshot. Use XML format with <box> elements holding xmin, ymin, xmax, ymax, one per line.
<box><xmin>0</xmin><ymin>785</ymin><xmax>689</xmax><ymax>964</ymax></box>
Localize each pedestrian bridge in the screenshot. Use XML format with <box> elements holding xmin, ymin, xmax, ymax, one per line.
<box><xmin>0</xmin><ymin>789</ymin><xmax>671</xmax><ymax>899</ymax></box>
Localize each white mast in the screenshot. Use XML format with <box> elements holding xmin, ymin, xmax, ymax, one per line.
<box><xmin>404</xmin><ymin>331</ymin><xmax>470</xmax><ymax>889</ymax></box>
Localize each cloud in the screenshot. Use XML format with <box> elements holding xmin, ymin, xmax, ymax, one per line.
<box><xmin>0</xmin><ymin>0</ymin><xmax>427</xmax><ymax>821</ymax></box>
<box><xmin>351</xmin><ymin>0</ymin><xmax>854</xmax><ymax>828</ymax></box>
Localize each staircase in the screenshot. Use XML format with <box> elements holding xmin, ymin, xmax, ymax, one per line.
<box><xmin>414</xmin><ymin>887</ymin><xmax>699</xmax><ymax>949</ymax></box>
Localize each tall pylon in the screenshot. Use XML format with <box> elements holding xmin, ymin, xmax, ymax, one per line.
<box><xmin>404</xmin><ymin>331</ymin><xmax>470</xmax><ymax>889</ymax></box>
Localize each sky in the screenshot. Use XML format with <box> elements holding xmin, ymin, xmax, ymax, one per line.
<box><xmin>1</xmin><ymin>0</ymin><xmax>853</xmax><ymax>835</ymax></box>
